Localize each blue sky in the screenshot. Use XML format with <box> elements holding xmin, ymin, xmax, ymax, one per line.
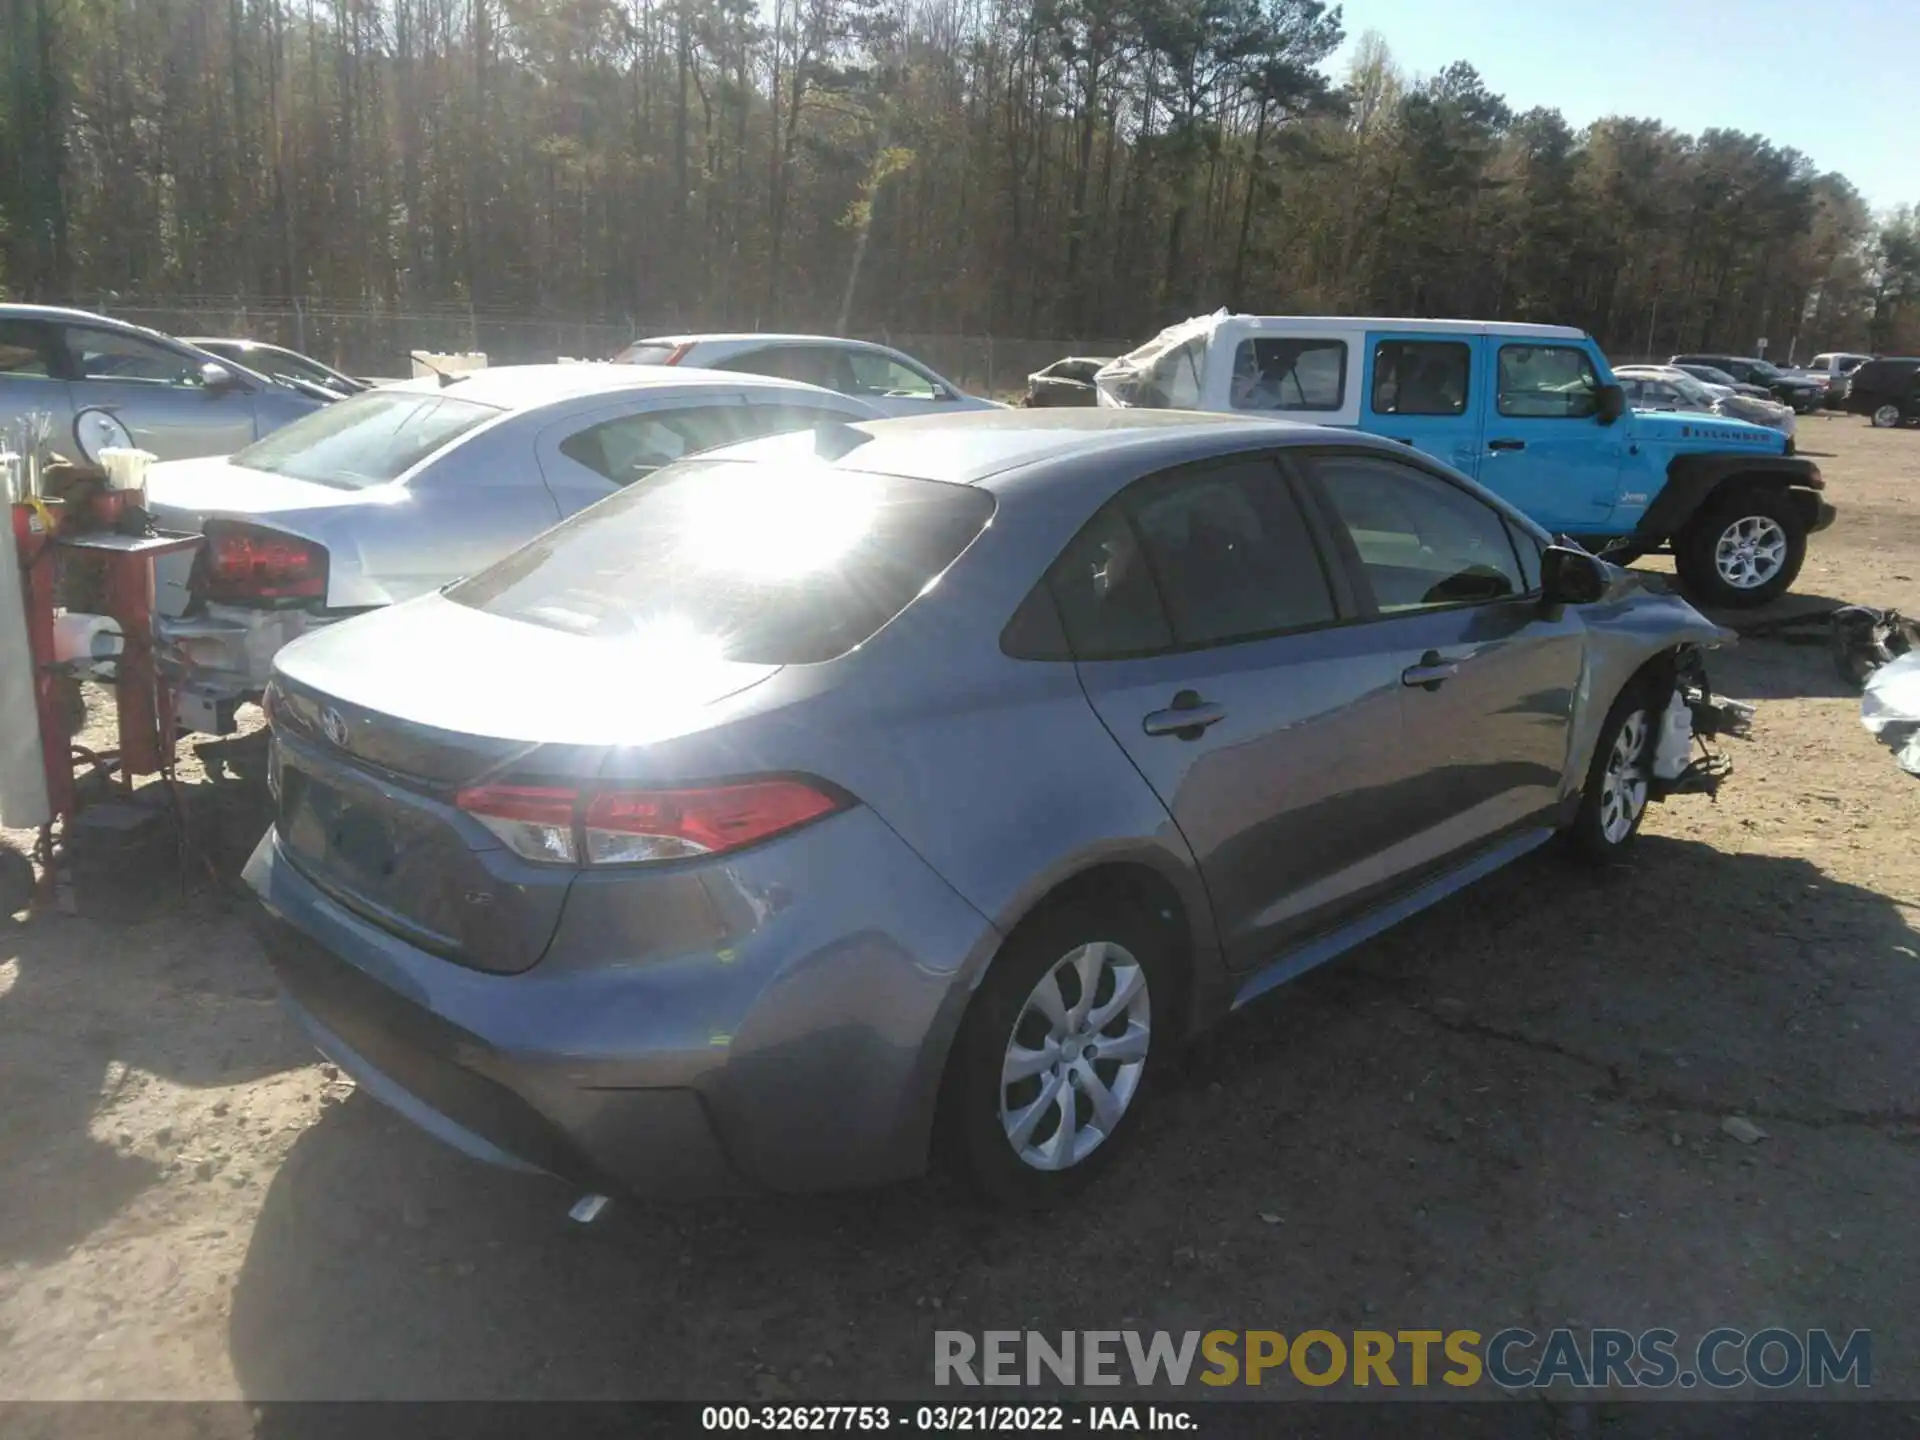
<box><xmin>1332</xmin><ymin>0</ymin><xmax>1917</xmax><ymax>211</ymax></box>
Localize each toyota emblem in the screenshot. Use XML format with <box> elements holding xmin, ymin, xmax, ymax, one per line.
<box><xmin>319</xmin><ymin>706</ymin><xmax>351</xmax><ymax>749</ymax></box>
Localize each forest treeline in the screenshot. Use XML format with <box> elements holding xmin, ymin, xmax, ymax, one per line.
<box><xmin>2</xmin><ymin>0</ymin><xmax>1916</xmax><ymax>356</ymax></box>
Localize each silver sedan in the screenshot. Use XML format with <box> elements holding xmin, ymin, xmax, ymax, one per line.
<box><xmin>0</xmin><ymin>304</ymin><xmax>323</xmax><ymax>461</ymax></box>
<box><xmin>147</xmin><ymin>364</ymin><xmax>880</xmax><ymax>734</ymax></box>
<box><xmin>245</xmin><ymin>410</ymin><xmax>1735</xmax><ymax>1208</ymax></box>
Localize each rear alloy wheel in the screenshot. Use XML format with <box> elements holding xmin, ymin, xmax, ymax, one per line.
<box><xmin>942</xmin><ymin>899</ymin><xmax>1173</xmax><ymax>1206</ymax></box>
<box><xmin>1570</xmin><ymin>687</ymin><xmax>1657</xmax><ymax>862</ymax></box>
<box><xmin>1674</xmin><ymin>490</ymin><xmax>1806</xmax><ymax>608</ymax></box>
<box><xmin>1871</xmin><ymin>403</ymin><xmax>1904</xmax><ymax>429</ymax></box>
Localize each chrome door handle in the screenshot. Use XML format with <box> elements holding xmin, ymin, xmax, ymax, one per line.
<box><xmin>1401</xmin><ymin>650</ymin><xmax>1460</xmax><ymax>691</ymax></box>
<box><xmin>1142</xmin><ymin>690</ymin><xmax>1226</xmax><ymax>739</ymax></box>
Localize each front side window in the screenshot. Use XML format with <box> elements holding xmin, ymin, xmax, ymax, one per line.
<box><xmin>846</xmin><ymin>350</ymin><xmax>938</xmax><ymax>400</ymax></box>
<box><xmin>1231</xmin><ymin>338</ymin><xmax>1346</xmax><ymax>412</ymax></box>
<box><xmin>230</xmin><ymin>389</ymin><xmax>501</xmax><ymax>490</ymax></box>
<box><xmin>1370</xmin><ymin>340</ymin><xmax>1470</xmax><ymax>416</ymax></box>
<box><xmin>63</xmin><ymin>326</ymin><xmax>205</xmax><ymax>387</ymax></box>
<box><xmin>1311</xmin><ymin>452</ymin><xmax>1524</xmax><ymax>612</ymax></box>
<box><xmin>1495</xmin><ymin>344</ymin><xmax>1600</xmax><ymax>419</ymax></box>
<box><xmin>447</xmin><ymin>460</ymin><xmax>994</xmax><ymax>664</ymax></box>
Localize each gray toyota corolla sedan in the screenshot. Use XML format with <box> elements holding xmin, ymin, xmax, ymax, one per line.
<box><xmin>246</xmin><ymin>410</ymin><xmax>1734</xmax><ymax>1207</ymax></box>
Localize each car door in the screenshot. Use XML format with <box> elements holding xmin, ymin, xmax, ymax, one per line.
<box><xmin>54</xmin><ymin>322</ymin><xmax>258</xmax><ymax>460</ymax></box>
<box><xmin>1476</xmin><ymin>341</ymin><xmax>1628</xmax><ymax>535</ymax></box>
<box><xmin>1300</xmin><ymin>447</ymin><xmax>1583</xmax><ymax>880</ymax></box>
<box><xmin>1058</xmin><ymin>453</ymin><xmax>1415</xmax><ymax>969</ymax></box>
<box><xmin>1363</xmin><ymin>334</ymin><xmax>1484</xmax><ymax>476</ymax></box>
<box><xmin>0</xmin><ymin>317</ymin><xmax>75</xmax><ymax>443</ymax></box>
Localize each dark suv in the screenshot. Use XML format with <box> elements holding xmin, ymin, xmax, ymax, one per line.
<box><xmin>1671</xmin><ymin>354</ymin><xmax>1825</xmax><ymax>413</ymax></box>
<box><xmin>1843</xmin><ymin>358</ymin><xmax>1920</xmax><ymax>428</ymax></box>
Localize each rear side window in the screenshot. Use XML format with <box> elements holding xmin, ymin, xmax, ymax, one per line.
<box><xmin>1371</xmin><ymin>340</ymin><xmax>1470</xmax><ymax>416</ymax></box>
<box><xmin>1044</xmin><ymin>457</ymin><xmax>1336</xmax><ymax>658</ymax></box>
<box><xmin>0</xmin><ymin>320</ymin><xmax>56</xmax><ymax>377</ymax></box>
<box><xmin>1496</xmin><ymin>344</ymin><xmax>1599</xmax><ymax>418</ymax></box>
<box><xmin>230</xmin><ymin>389</ymin><xmax>501</xmax><ymax>490</ymax></box>
<box><xmin>716</xmin><ymin>346</ymin><xmax>848</xmax><ymax>391</ymax></box>
<box><xmin>559</xmin><ymin>406</ymin><xmax>748</xmax><ymax>486</ymax></box>
<box><xmin>446</xmin><ymin>459</ymin><xmax>995</xmax><ymax>664</ymax></box>
<box><xmin>1231</xmin><ymin>338</ymin><xmax>1346</xmax><ymax>412</ymax></box>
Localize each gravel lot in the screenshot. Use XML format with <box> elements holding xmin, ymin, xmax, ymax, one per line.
<box><xmin>2</xmin><ymin>413</ymin><xmax>1917</xmax><ymax>1402</ymax></box>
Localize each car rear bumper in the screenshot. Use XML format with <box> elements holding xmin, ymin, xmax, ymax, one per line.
<box><xmin>157</xmin><ymin>604</ymin><xmax>338</xmax><ymax>732</ymax></box>
<box><xmin>243</xmin><ymin>807</ymin><xmax>998</xmax><ymax>1199</ymax></box>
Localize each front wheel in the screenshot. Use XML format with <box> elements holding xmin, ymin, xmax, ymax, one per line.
<box><xmin>1871</xmin><ymin>403</ymin><xmax>1904</xmax><ymax>429</ymax></box>
<box><xmin>1569</xmin><ymin>686</ymin><xmax>1658</xmax><ymax>862</ymax></box>
<box><xmin>1673</xmin><ymin>490</ymin><xmax>1806</xmax><ymax>608</ymax></box>
<box><xmin>939</xmin><ymin>898</ymin><xmax>1174</xmax><ymax>1207</ymax></box>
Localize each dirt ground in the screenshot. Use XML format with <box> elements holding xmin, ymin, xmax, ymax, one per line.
<box><xmin>1</xmin><ymin>413</ymin><xmax>1917</xmax><ymax>1403</ymax></box>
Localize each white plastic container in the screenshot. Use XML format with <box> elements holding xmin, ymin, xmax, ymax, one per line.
<box><xmin>1651</xmin><ymin>688</ymin><xmax>1694</xmax><ymax>781</ymax></box>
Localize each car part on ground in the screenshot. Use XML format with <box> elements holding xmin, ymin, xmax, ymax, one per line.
<box><xmin>144</xmin><ymin>364</ymin><xmax>882</xmax><ymax>734</ymax></box>
<box><xmin>1092</xmin><ymin>312</ymin><xmax>1833</xmax><ymax>610</ymax></box>
<box><xmin>244</xmin><ymin>409</ymin><xmax>1737</xmax><ymax>1207</ymax></box>
<box><xmin>611</xmin><ymin>332</ymin><xmax>1001</xmax><ymax>417</ymax></box>
<box><xmin>1861</xmin><ymin>652</ymin><xmax>1920</xmax><ymax>779</ymax></box>
<box><xmin>1831</xmin><ymin>605</ymin><xmax>1920</xmax><ymax>689</ymax></box>
<box><xmin>1024</xmin><ymin>357</ymin><xmax>1115</xmax><ymax>408</ymax></box>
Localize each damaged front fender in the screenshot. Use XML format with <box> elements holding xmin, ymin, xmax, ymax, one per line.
<box><xmin>1565</xmin><ymin>565</ymin><xmax>1741</xmax><ymax>803</ymax></box>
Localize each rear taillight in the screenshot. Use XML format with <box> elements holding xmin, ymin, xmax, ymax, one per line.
<box><xmin>197</xmin><ymin>521</ymin><xmax>328</xmax><ymax>604</ymax></box>
<box><xmin>454</xmin><ymin>779</ymin><xmax>846</xmax><ymax>867</ymax></box>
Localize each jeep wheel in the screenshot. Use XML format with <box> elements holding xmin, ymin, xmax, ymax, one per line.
<box><xmin>1674</xmin><ymin>490</ymin><xmax>1806</xmax><ymax>608</ymax></box>
<box><xmin>1871</xmin><ymin>403</ymin><xmax>1903</xmax><ymax>429</ymax></box>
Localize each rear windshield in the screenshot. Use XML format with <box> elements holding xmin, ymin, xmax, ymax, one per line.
<box><xmin>615</xmin><ymin>342</ymin><xmax>681</xmax><ymax>365</ymax></box>
<box><xmin>231</xmin><ymin>389</ymin><xmax>500</xmax><ymax>489</ymax></box>
<box><xmin>446</xmin><ymin>457</ymin><xmax>996</xmax><ymax>664</ymax></box>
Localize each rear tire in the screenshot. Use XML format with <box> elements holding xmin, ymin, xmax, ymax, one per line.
<box><xmin>1569</xmin><ymin>683</ymin><xmax>1659</xmax><ymax>863</ymax></box>
<box><xmin>939</xmin><ymin>897</ymin><xmax>1176</xmax><ymax>1208</ymax></box>
<box><xmin>1871</xmin><ymin>403</ymin><xmax>1903</xmax><ymax>428</ymax></box>
<box><xmin>1673</xmin><ymin>489</ymin><xmax>1806</xmax><ymax>608</ymax></box>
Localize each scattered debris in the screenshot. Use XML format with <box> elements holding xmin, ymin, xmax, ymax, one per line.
<box><xmin>1831</xmin><ymin>605</ymin><xmax>1918</xmax><ymax>689</ymax></box>
<box><xmin>1861</xmin><ymin>652</ymin><xmax>1920</xmax><ymax>779</ymax></box>
<box><xmin>1258</xmin><ymin>1212</ymin><xmax>1284</xmax><ymax>1225</ymax></box>
<box><xmin>1721</xmin><ymin>1116</ymin><xmax>1768</xmax><ymax>1145</ymax></box>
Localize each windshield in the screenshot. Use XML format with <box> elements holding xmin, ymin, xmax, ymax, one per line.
<box><xmin>447</xmin><ymin>457</ymin><xmax>995</xmax><ymax>664</ymax></box>
<box><xmin>1747</xmin><ymin>360</ymin><xmax>1784</xmax><ymax>381</ymax></box>
<box><xmin>1664</xmin><ymin>374</ymin><xmax>1718</xmax><ymax>407</ymax></box>
<box><xmin>229</xmin><ymin>389</ymin><xmax>501</xmax><ymax>489</ymax></box>
<box><xmin>1687</xmin><ymin>364</ymin><xmax>1739</xmax><ymax>387</ymax></box>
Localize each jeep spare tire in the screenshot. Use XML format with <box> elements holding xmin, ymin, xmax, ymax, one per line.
<box><xmin>1674</xmin><ymin>489</ymin><xmax>1807</xmax><ymax>608</ymax></box>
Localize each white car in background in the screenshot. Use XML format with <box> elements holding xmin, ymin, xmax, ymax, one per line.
<box><xmin>613</xmin><ymin>333</ymin><xmax>1002</xmax><ymax>417</ymax></box>
<box><xmin>1612</xmin><ymin>364</ymin><xmax>1798</xmax><ymax>447</ymax></box>
<box><xmin>146</xmin><ymin>364</ymin><xmax>879</xmax><ymax>734</ymax></box>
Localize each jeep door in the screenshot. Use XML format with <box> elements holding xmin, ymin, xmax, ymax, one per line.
<box><xmin>1476</xmin><ymin>341</ymin><xmax>1628</xmax><ymax>536</ymax></box>
<box><xmin>1361</xmin><ymin>333</ymin><xmax>1485</xmax><ymax>477</ymax></box>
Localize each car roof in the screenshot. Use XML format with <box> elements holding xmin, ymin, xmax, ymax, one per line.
<box><xmin>1222</xmin><ymin>315</ymin><xmax>1586</xmax><ymax>340</ymax></box>
<box><xmin>636</xmin><ymin>333</ymin><xmax>897</xmax><ymax>349</ymax></box>
<box><xmin>0</xmin><ymin>303</ymin><xmax>185</xmax><ymax>341</ymax></box>
<box><xmin>386</xmin><ymin>361</ymin><xmax>853</xmax><ymax>410</ymax></box>
<box><xmin>721</xmin><ymin>408</ymin><xmax>1404</xmax><ymax>487</ymax></box>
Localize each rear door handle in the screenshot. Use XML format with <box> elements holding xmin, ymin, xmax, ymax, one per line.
<box><xmin>1488</xmin><ymin>438</ymin><xmax>1527</xmax><ymax>451</ymax></box>
<box><xmin>1142</xmin><ymin>690</ymin><xmax>1226</xmax><ymax>739</ymax></box>
<box><xmin>1401</xmin><ymin>650</ymin><xmax>1460</xmax><ymax>691</ymax></box>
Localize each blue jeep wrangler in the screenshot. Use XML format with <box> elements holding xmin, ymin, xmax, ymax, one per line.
<box><xmin>1094</xmin><ymin>312</ymin><xmax>1836</xmax><ymax>607</ymax></box>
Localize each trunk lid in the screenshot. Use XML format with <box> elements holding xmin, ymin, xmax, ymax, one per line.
<box><xmin>146</xmin><ymin>455</ymin><xmax>374</xmax><ymax>618</ymax></box>
<box><xmin>266</xmin><ymin>594</ymin><xmax>782</xmax><ymax>971</ymax></box>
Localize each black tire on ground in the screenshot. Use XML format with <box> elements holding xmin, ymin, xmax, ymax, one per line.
<box><xmin>938</xmin><ymin>895</ymin><xmax>1178</xmax><ymax>1208</ymax></box>
<box><xmin>1568</xmin><ymin>679</ymin><xmax>1663</xmax><ymax>864</ymax></box>
<box><xmin>1672</xmin><ymin>488</ymin><xmax>1807</xmax><ymax>608</ymax></box>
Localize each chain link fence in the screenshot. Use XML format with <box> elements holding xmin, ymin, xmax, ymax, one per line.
<box><xmin>81</xmin><ymin>297</ymin><xmax>1132</xmax><ymax>399</ymax></box>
